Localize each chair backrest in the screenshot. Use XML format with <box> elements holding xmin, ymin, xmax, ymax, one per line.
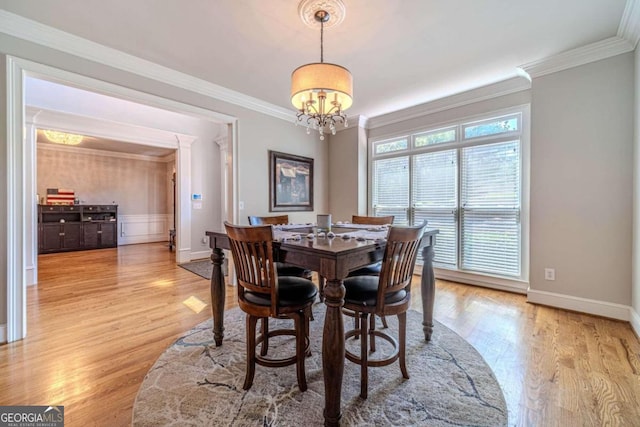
<box><xmin>376</xmin><ymin>223</ymin><xmax>426</xmax><ymax>308</ymax></box>
<box><xmin>224</xmin><ymin>222</ymin><xmax>279</xmax><ymax>314</ymax></box>
<box><xmin>247</xmin><ymin>215</ymin><xmax>289</xmax><ymax>225</ymax></box>
<box><xmin>352</xmin><ymin>215</ymin><xmax>394</xmax><ymax>225</ymax></box>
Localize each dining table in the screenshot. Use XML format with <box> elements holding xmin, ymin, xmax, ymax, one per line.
<box><xmin>206</xmin><ymin>224</ymin><xmax>438</xmax><ymax>426</ymax></box>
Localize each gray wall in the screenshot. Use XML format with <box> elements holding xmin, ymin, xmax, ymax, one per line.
<box><xmin>328</xmin><ymin>126</ymin><xmax>366</xmax><ymax>222</ymax></box>
<box><xmin>0</xmin><ymin>54</ymin><xmax>7</xmax><ymax>326</ymax></box>
<box><xmin>634</xmin><ymin>48</ymin><xmax>640</xmax><ymax>321</ymax></box>
<box><xmin>530</xmin><ymin>53</ymin><xmax>633</xmax><ymax>305</ymax></box>
<box><xmin>234</xmin><ymin>109</ymin><xmax>328</xmax><ymax>225</ymax></box>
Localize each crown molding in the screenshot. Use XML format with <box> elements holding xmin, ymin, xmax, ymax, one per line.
<box><xmin>37</xmin><ymin>140</ymin><xmax>174</xmax><ymax>163</ymax></box>
<box><xmin>619</xmin><ymin>0</ymin><xmax>640</xmax><ymax>47</ymax></box>
<box><xmin>519</xmin><ymin>36</ymin><xmax>634</xmax><ymax>79</ymax></box>
<box><xmin>0</xmin><ymin>10</ymin><xmax>294</xmax><ymax>123</ymax></box>
<box><xmin>367</xmin><ymin>76</ymin><xmax>530</xmax><ymax>130</ymax></box>
<box><xmin>338</xmin><ymin>114</ymin><xmax>369</xmax><ymax>131</ymax></box>
<box><xmin>25</xmin><ymin>106</ymin><xmax>196</xmax><ymax>149</ymax></box>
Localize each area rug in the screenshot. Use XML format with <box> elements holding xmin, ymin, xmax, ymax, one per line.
<box><xmin>179</xmin><ymin>259</ymin><xmax>213</xmax><ymax>280</ymax></box>
<box><xmin>132</xmin><ymin>306</ymin><xmax>507</xmax><ymax>426</ymax></box>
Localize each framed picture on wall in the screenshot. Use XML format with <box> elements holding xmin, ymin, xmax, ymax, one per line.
<box><xmin>269</xmin><ymin>150</ymin><xmax>314</xmax><ymax>212</ymax></box>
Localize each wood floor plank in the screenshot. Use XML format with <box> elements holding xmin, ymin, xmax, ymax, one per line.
<box><xmin>1</xmin><ymin>243</ymin><xmax>639</xmax><ymax>426</ymax></box>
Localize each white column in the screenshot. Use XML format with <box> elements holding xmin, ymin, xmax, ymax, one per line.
<box><xmin>24</xmin><ymin>122</ymin><xmax>38</xmax><ymax>286</ymax></box>
<box><xmin>175</xmin><ymin>137</ymin><xmax>193</xmax><ymax>263</ymax></box>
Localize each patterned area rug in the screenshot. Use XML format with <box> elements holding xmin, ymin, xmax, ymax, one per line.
<box><xmin>133</xmin><ymin>306</ymin><xmax>507</xmax><ymax>426</ymax></box>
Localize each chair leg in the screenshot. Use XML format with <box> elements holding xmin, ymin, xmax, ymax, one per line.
<box><xmin>305</xmin><ymin>306</ymin><xmax>312</xmax><ymax>357</ymax></box>
<box><xmin>398</xmin><ymin>312</ymin><xmax>409</xmax><ymax>379</ymax></box>
<box><xmin>294</xmin><ymin>311</ymin><xmax>308</xmax><ymax>391</ymax></box>
<box><xmin>369</xmin><ymin>314</ymin><xmax>376</xmax><ymax>353</ymax></box>
<box><xmin>381</xmin><ymin>315</ymin><xmax>389</xmax><ymax>329</ymax></box>
<box><xmin>359</xmin><ymin>311</ymin><xmax>369</xmax><ymax>399</ymax></box>
<box><xmin>319</xmin><ymin>276</ymin><xmax>326</xmax><ymax>302</ymax></box>
<box><xmin>260</xmin><ymin>318</ymin><xmax>269</xmax><ymax>356</ymax></box>
<box><xmin>354</xmin><ymin>315</ymin><xmax>360</xmax><ymax>339</ymax></box>
<box><xmin>244</xmin><ymin>315</ymin><xmax>259</xmax><ymax>390</ymax></box>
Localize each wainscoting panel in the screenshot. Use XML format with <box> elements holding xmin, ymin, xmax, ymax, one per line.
<box><xmin>119</xmin><ymin>214</ymin><xmax>170</xmax><ymax>245</ymax></box>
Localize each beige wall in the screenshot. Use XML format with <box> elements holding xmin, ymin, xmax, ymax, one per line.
<box><xmin>529</xmin><ymin>53</ymin><xmax>633</xmax><ymax>305</ymax></box>
<box><xmin>37</xmin><ymin>147</ymin><xmax>170</xmax><ymax>215</ymax></box>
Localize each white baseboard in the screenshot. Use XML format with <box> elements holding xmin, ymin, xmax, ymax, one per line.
<box><xmin>527</xmin><ymin>288</ymin><xmax>631</xmax><ymax>321</ymax></box>
<box><xmin>434</xmin><ymin>267</ymin><xmax>528</xmax><ymax>294</ymax></box>
<box><xmin>190</xmin><ymin>250</ymin><xmax>212</xmax><ymax>261</ymax></box>
<box><xmin>0</xmin><ymin>324</ymin><xmax>6</xmax><ymax>344</ymax></box>
<box><xmin>26</xmin><ymin>266</ymin><xmax>37</xmax><ymax>286</ymax></box>
<box><xmin>631</xmin><ymin>307</ymin><xmax>640</xmax><ymax>338</ymax></box>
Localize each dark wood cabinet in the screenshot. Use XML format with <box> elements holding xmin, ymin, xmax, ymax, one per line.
<box><xmin>38</xmin><ymin>205</ymin><xmax>118</xmax><ymax>254</ymax></box>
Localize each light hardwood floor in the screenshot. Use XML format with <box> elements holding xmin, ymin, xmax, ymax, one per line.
<box><xmin>1</xmin><ymin>243</ymin><xmax>639</xmax><ymax>426</ymax></box>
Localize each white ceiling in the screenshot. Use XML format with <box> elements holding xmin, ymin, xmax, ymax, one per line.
<box><xmin>0</xmin><ymin>0</ymin><xmax>630</xmax><ymax>119</ymax></box>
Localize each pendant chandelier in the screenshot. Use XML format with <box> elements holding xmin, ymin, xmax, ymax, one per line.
<box><xmin>291</xmin><ymin>0</ymin><xmax>352</xmax><ymax>141</ymax></box>
<box><xmin>43</xmin><ymin>129</ymin><xmax>84</xmax><ymax>146</ymax></box>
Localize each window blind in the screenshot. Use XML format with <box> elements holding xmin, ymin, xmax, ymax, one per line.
<box><xmin>412</xmin><ymin>150</ymin><xmax>457</xmax><ymax>267</ymax></box>
<box><xmin>460</xmin><ymin>141</ymin><xmax>520</xmax><ymax>276</ymax></box>
<box><xmin>372</xmin><ymin>156</ymin><xmax>409</xmax><ymax>224</ymax></box>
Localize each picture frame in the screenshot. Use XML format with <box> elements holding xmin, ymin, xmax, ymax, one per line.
<box><xmin>269</xmin><ymin>150</ymin><xmax>314</xmax><ymax>212</ymax></box>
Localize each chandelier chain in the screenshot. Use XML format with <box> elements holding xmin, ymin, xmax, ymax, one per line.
<box><xmin>320</xmin><ymin>17</ymin><xmax>324</xmax><ymax>63</ymax></box>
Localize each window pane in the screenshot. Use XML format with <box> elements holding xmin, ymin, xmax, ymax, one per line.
<box><xmin>374</xmin><ymin>138</ymin><xmax>408</xmax><ymax>155</ymax></box>
<box><xmin>372</xmin><ymin>157</ymin><xmax>409</xmax><ymax>224</ymax></box>
<box><xmin>461</xmin><ymin>141</ymin><xmax>520</xmax><ymax>209</ymax></box>
<box><xmin>414</xmin><ymin>128</ymin><xmax>456</xmax><ymax>148</ymax></box>
<box><xmin>412</xmin><ymin>150</ymin><xmax>457</xmax><ymax>267</ymax></box>
<box><xmin>414</xmin><ymin>208</ymin><xmax>457</xmax><ymax>268</ymax></box>
<box><xmin>461</xmin><ymin>141</ymin><xmax>521</xmax><ymax>276</ymax></box>
<box><xmin>463</xmin><ymin>115</ymin><xmax>519</xmax><ymax>139</ymax></box>
<box><xmin>461</xmin><ymin>210</ymin><xmax>520</xmax><ymax>276</ymax></box>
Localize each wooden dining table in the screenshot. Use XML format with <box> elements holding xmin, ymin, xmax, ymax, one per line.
<box><xmin>206</xmin><ymin>225</ymin><xmax>438</xmax><ymax>426</ymax></box>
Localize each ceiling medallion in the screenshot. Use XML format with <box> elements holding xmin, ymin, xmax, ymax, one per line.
<box><xmin>298</xmin><ymin>0</ymin><xmax>346</xmax><ymax>29</ymax></box>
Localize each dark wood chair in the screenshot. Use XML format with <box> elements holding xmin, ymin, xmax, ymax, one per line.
<box><xmin>351</xmin><ymin>215</ymin><xmax>395</xmax><ymax>226</ymax></box>
<box><xmin>348</xmin><ymin>215</ymin><xmax>395</xmax><ymax>277</ymax></box>
<box><xmin>224</xmin><ymin>222</ymin><xmax>318</xmax><ymax>391</ymax></box>
<box><xmin>247</xmin><ymin>215</ymin><xmax>289</xmax><ymax>226</ymax></box>
<box><xmin>247</xmin><ymin>215</ymin><xmax>313</xmax><ymax>280</ymax></box>
<box><xmin>343</xmin><ymin>222</ymin><xmax>426</xmax><ymax>399</ymax></box>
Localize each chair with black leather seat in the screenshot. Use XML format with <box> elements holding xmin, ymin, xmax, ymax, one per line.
<box><xmin>343</xmin><ymin>222</ymin><xmax>426</xmax><ymax>399</ymax></box>
<box><xmin>247</xmin><ymin>215</ymin><xmax>313</xmax><ymax>280</ymax></box>
<box><xmin>224</xmin><ymin>222</ymin><xmax>318</xmax><ymax>391</ymax></box>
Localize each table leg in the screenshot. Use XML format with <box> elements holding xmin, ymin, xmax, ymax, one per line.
<box><xmin>210</xmin><ymin>247</ymin><xmax>225</xmax><ymax>346</ymax></box>
<box><xmin>420</xmin><ymin>244</ymin><xmax>436</xmax><ymax>341</ymax></box>
<box><xmin>322</xmin><ymin>278</ymin><xmax>346</xmax><ymax>426</ymax></box>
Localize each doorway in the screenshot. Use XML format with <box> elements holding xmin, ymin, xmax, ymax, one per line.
<box><xmin>6</xmin><ymin>56</ymin><xmax>238</xmax><ymax>342</ymax></box>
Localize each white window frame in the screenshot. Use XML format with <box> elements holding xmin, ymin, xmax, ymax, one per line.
<box><xmin>368</xmin><ymin>105</ymin><xmax>530</xmax><ymax>293</ymax></box>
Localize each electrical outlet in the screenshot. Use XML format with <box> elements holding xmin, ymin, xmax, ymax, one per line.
<box><xmin>544</xmin><ymin>268</ymin><xmax>555</xmax><ymax>281</ymax></box>
<box><xmin>201</xmin><ymin>236</ymin><xmax>208</xmax><ymax>244</ymax></box>
<box><xmin>239</xmin><ymin>201</ymin><xmax>245</xmax><ymax>210</ymax></box>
